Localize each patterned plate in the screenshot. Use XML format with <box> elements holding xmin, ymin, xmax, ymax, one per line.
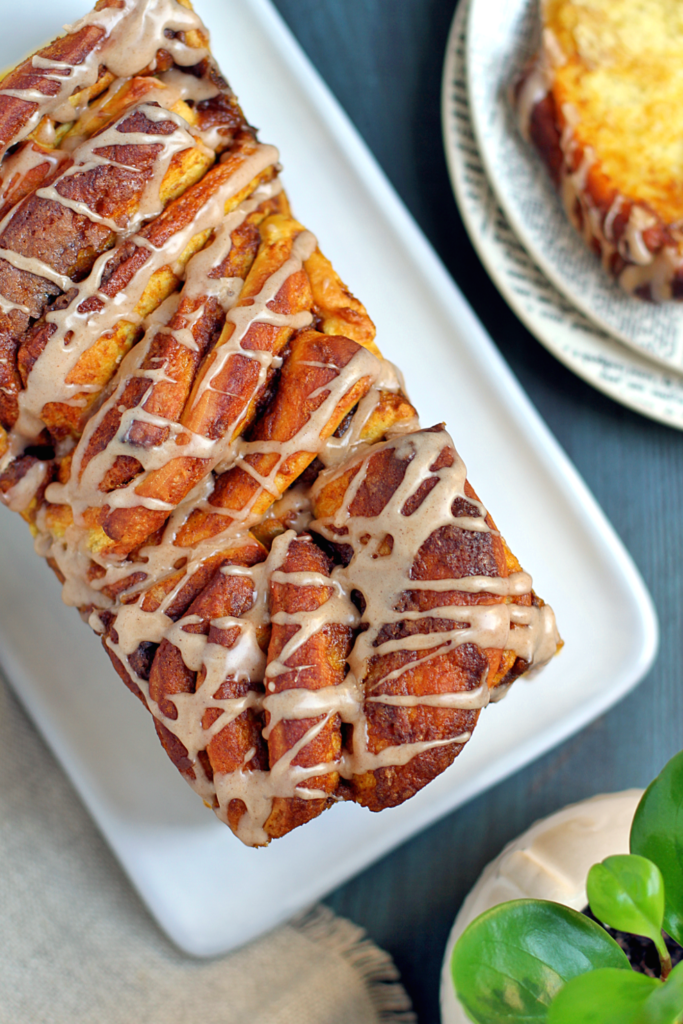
<box><xmin>466</xmin><ymin>0</ymin><xmax>683</xmax><ymax>376</ymax></box>
<box><xmin>443</xmin><ymin>0</ymin><xmax>683</xmax><ymax>430</ymax></box>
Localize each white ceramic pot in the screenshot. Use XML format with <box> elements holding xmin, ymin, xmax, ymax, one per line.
<box><xmin>440</xmin><ymin>790</ymin><xmax>644</xmax><ymax>1023</ymax></box>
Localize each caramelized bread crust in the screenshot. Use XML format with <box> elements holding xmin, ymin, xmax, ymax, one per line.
<box><xmin>0</xmin><ymin>0</ymin><xmax>561</xmax><ymax>845</ymax></box>
<box><xmin>518</xmin><ymin>0</ymin><xmax>683</xmax><ymax>300</ymax></box>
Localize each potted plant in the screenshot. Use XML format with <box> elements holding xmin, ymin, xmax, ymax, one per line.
<box><xmin>447</xmin><ymin>751</ymin><xmax>683</xmax><ymax>1023</ymax></box>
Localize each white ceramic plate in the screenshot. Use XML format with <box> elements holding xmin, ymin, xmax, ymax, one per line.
<box><xmin>0</xmin><ymin>0</ymin><xmax>658</xmax><ymax>957</ymax></box>
<box><xmin>444</xmin><ymin>0</ymin><xmax>683</xmax><ymax>431</ymax></box>
<box><xmin>466</xmin><ymin>0</ymin><xmax>683</xmax><ymax>375</ymax></box>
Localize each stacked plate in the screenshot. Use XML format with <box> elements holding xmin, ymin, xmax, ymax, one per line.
<box><xmin>443</xmin><ymin>0</ymin><xmax>683</xmax><ymax>430</ymax></box>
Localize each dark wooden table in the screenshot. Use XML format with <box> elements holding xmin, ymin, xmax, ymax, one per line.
<box><xmin>271</xmin><ymin>2</ymin><xmax>683</xmax><ymax>1021</ymax></box>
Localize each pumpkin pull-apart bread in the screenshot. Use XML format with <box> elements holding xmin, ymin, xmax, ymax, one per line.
<box><xmin>0</xmin><ymin>0</ymin><xmax>561</xmax><ymax>845</ymax></box>
<box><xmin>517</xmin><ymin>0</ymin><xmax>683</xmax><ymax>300</ymax></box>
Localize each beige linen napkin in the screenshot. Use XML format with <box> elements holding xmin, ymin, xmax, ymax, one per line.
<box><xmin>0</xmin><ymin>678</ymin><xmax>415</xmax><ymax>1024</ymax></box>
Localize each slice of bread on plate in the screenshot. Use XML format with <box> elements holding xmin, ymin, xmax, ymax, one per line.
<box><xmin>516</xmin><ymin>0</ymin><xmax>683</xmax><ymax>301</ymax></box>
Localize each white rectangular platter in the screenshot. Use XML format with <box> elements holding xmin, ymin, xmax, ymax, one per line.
<box><xmin>0</xmin><ymin>0</ymin><xmax>658</xmax><ymax>956</ymax></box>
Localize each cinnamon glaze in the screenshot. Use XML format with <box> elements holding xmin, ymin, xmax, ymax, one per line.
<box><xmin>0</xmin><ymin>0</ymin><xmax>560</xmax><ymax>844</ymax></box>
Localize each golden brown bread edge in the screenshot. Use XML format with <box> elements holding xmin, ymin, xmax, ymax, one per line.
<box><xmin>310</xmin><ymin>427</ymin><xmax>544</xmax><ymax>815</ymax></box>
<box><xmin>515</xmin><ymin>32</ymin><xmax>683</xmax><ymax>301</ymax></box>
<box><xmin>0</xmin><ymin>0</ymin><xmax>560</xmax><ymax>845</ymax></box>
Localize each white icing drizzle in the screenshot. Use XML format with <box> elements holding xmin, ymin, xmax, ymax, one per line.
<box><xmin>0</xmin><ymin>293</ymin><xmax>28</xmax><ymax>316</ymax></box>
<box><xmin>39</xmin><ymin>296</ymin><xmax>379</xmax><ymax>615</ymax></box>
<box><xmin>0</xmin><ymin>100</ymin><xmax>206</xmax><ymax>325</ymax></box>
<box><xmin>310</xmin><ymin>428</ymin><xmax>560</xmax><ymax>680</ymax></box>
<box><xmin>34</xmin><ymin>102</ymin><xmax>209</xmax><ymax>234</ymax></box>
<box><xmin>0</xmin><ymin>0</ymin><xmax>210</xmax><ymax>155</ymax></box>
<box><xmin>94</xmin><ymin>426</ymin><xmax>558</xmax><ymax>847</ymax></box>
<box><xmin>215</xmin><ymin>342</ymin><xmax>381</xmax><ymax>506</ymax></box>
<box><xmin>1</xmin><ymin>459</ymin><xmax>47</xmax><ymax>512</ymax></box>
<box><xmin>317</xmin><ymin>357</ymin><xmax>418</xmax><ymax>473</ymax></box>
<box><xmin>1</xmin><ymin>140</ymin><xmax>278</xmax><ymax>464</ymax></box>
<box><xmin>518</xmin><ymin>27</ymin><xmax>683</xmax><ymax>300</ymax></box>
<box><xmin>157</xmin><ymin>67</ymin><xmax>221</xmax><ymax>105</ymax></box>
<box><xmin>184</xmin><ymin>229</ymin><xmax>317</xmax><ymax>430</ymax></box>
<box><xmin>0</xmin><ymin>247</ymin><xmax>73</xmax><ymax>293</ymax></box>
<box><xmin>46</xmin><ymin>178</ymin><xmax>281</xmax><ymax>524</ymax></box>
<box><xmin>42</xmin><ymin>213</ymin><xmax>315</xmax><ymax>544</ymax></box>
<box><xmin>29</xmin><ymin>407</ymin><xmax>559</xmax><ymax>847</ymax></box>
<box><xmin>0</xmin><ymin>141</ymin><xmax>67</xmax><ymax>211</ymax></box>
<box><xmin>516</xmin><ymin>28</ymin><xmax>564</xmax><ymax>142</ymax></box>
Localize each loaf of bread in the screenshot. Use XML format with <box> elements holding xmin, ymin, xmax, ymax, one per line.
<box><xmin>0</xmin><ymin>0</ymin><xmax>561</xmax><ymax>845</ymax></box>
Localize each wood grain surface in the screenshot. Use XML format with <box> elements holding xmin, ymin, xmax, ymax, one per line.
<box><xmin>270</xmin><ymin>1</ymin><xmax>683</xmax><ymax>1020</ymax></box>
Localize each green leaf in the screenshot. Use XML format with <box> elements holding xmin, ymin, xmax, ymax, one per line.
<box><xmin>451</xmin><ymin>899</ymin><xmax>630</xmax><ymax>1024</ymax></box>
<box><xmin>633</xmin><ymin>962</ymin><xmax>683</xmax><ymax>1024</ymax></box>
<box><xmin>547</xmin><ymin>969</ymin><xmax>661</xmax><ymax>1024</ymax></box>
<box><xmin>587</xmin><ymin>855</ymin><xmax>668</xmax><ymax>963</ymax></box>
<box><xmin>554</xmin><ymin>964</ymin><xmax>683</xmax><ymax>1024</ymax></box>
<box><xmin>631</xmin><ymin>750</ymin><xmax>683</xmax><ymax>947</ymax></box>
